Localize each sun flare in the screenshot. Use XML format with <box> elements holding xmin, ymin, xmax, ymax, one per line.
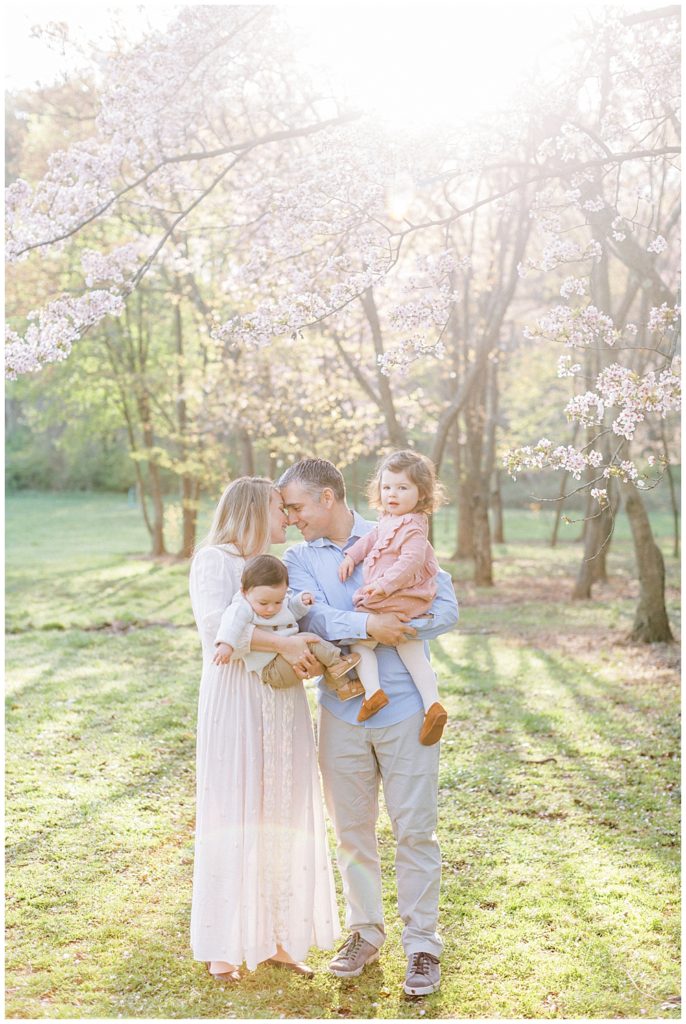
<box><xmin>286</xmin><ymin>4</ymin><xmax>575</xmax><ymax>129</ymax></box>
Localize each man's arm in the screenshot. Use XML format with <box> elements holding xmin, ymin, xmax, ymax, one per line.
<box><xmin>283</xmin><ymin>547</ymin><xmax>369</xmax><ymax>642</ymax></box>
<box><xmin>284</xmin><ymin>545</ymin><xmax>419</xmax><ymax>647</ymax></box>
<box><xmin>410</xmin><ymin>568</ymin><xmax>459</xmax><ymax>640</ymax></box>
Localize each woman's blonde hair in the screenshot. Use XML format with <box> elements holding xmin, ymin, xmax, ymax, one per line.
<box><xmin>367</xmin><ymin>450</ymin><xmax>446</xmax><ymax>515</ymax></box>
<box><xmin>196</xmin><ymin>477</ymin><xmax>276</xmax><ymax>557</ymax></box>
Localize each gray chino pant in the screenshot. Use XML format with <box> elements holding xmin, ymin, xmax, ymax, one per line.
<box><xmin>317</xmin><ymin>706</ymin><xmax>443</xmax><ymax>957</ymax></box>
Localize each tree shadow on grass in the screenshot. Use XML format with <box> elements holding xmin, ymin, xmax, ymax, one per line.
<box><xmin>6</xmin><ymin>631</ymin><xmax>198</xmax><ymax>865</ymax></box>
<box><xmin>6</xmin><ymin>628</ymin><xmax>679</xmax><ymax>1018</ymax></box>
<box><xmin>432</xmin><ymin>634</ymin><xmax>678</xmax><ymax>867</ymax></box>
<box><xmin>437</xmin><ymin>805</ymin><xmax>679</xmax><ymax>1018</ymax></box>
<box><xmin>427</xmin><ymin>633</ymin><xmax>679</xmax><ymax>1015</ymax></box>
<box><xmin>6</xmin><ymin>556</ymin><xmax>190</xmax><ymax>634</ymax></box>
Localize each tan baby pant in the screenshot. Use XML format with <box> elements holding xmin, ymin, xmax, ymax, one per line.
<box><xmin>261</xmin><ymin>638</ymin><xmax>346</xmax><ymax>689</ymax></box>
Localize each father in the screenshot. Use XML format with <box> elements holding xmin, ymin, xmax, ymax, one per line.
<box><xmin>280</xmin><ymin>457</ymin><xmax>458</xmax><ymax>997</ymax></box>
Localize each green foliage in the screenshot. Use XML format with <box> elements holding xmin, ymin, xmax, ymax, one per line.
<box><xmin>5</xmin><ymin>425</ymin><xmax>58</xmax><ymax>491</ymax></box>
<box><xmin>5</xmin><ymin>493</ymin><xmax>680</xmax><ymax>1018</ymax></box>
<box><xmin>6</xmin><ymin>422</ymin><xmax>135</xmax><ymax>493</ymax></box>
<box><xmin>6</xmin><ymin>355</ymin><xmax>136</xmax><ymax>493</ymax></box>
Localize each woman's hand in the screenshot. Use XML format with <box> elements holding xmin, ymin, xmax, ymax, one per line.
<box><xmin>338</xmin><ymin>555</ymin><xmax>355</xmax><ymax>582</ymax></box>
<box><xmin>279</xmin><ymin>634</ymin><xmax>321</xmax><ymax>678</ymax></box>
<box><xmin>213</xmin><ymin>642</ymin><xmax>234</xmax><ymax>665</ymax></box>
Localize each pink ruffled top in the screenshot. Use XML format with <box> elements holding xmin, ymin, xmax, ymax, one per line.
<box><xmin>346</xmin><ymin>511</ymin><xmax>439</xmax><ymax>617</ymax></box>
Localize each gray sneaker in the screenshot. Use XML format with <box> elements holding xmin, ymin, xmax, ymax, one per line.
<box><xmin>403</xmin><ymin>951</ymin><xmax>440</xmax><ymax>995</ymax></box>
<box><xmin>328</xmin><ymin>932</ymin><xmax>379</xmax><ymax>977</ymax></box>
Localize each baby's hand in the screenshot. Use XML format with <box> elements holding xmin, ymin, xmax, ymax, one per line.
<box><xmin>213</xmin><ymin>642</ymin><xmax>234</xmax><ymax>665</ymax></box>
<box><xmin>338</xmin><ymin>555</ymin><xmax>355</xmax><ymax>582</ymax></box>
<box><xmin>360</xmin><ymin>582</ymin><xmax>385</xmax><ymax>600</ymax></box>
<box><xmin>301</xmin><ymin>592</ymin><xmax>315</xmax><ymax>606</ymax></box>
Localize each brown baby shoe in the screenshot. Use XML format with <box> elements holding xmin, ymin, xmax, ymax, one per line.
<box><xmin>326</xmin><ymin>652</ymin><xmax>362</xmax><ymax>680</ymax></box>
<box><xmin>419</xmin><ymin>702</ymin><xmax>448</xmax><ymax>745</ymax></box>
<box><xmin>357</xmin><ymin>689</ymin><xmax>389</xmax><ymax>722</ymax></box>
<box><xmin>331</xmin><ymin>675</ymin><xmax>365</xmax><ymax>700</ymax></box>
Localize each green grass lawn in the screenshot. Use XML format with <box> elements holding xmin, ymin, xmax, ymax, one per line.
<box><xmin>5</xmin><ymin>492</ymin><xmax>681</xmax><ymax>1019</ymax></box>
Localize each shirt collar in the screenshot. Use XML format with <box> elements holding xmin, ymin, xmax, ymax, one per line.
<box><xmin>309</xmin><ymin>508</ymin><xmax>371</xmax><ymax>548</ymax></box>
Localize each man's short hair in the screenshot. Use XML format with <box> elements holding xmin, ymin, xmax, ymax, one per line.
<box><xmin>278</xmin><ymin>458</ymin><xmax>346</xmax><ymax>502</ymax></box>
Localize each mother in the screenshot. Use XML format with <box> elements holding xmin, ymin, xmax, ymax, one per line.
<box><xmin>189</xmin><ymin>476</ymin><xmax>340</xmax><ymax>979</ymax></box>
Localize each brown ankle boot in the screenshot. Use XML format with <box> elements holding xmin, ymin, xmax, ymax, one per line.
<box><xmin>419</xmin><ymin>702</ymin><xmax>448</xmax><ymax>745</ymax></box>
<box><xmin>357</xmin><ymin>689</ymin><xmax>389</xmax><ymax>722</ymax></box>
<box><xmin>330</xmin><ymin>676</ymin><xmax>365</xmax><ymax>700</ymax></box>
<box><xmin>326</xmin><ymin>652</ymin><xmax>362</xmax><ymax>680</ymax></box>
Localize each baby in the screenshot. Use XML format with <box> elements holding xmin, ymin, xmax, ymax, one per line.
<box><xmin>214</xmin><ymin>553</ymin><xmax>362</xmax><ymax>696</ymax></box>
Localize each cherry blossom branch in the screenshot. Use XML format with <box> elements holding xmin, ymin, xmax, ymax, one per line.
<box><xmin>13</xmin><ymin>111</ymin><xmax>360</xmax><ymax>258</ymax></box>
<box><xmin>128</xmin><ymin>156</ymin><xmax>245</xmax><ymax>290</ymax></box>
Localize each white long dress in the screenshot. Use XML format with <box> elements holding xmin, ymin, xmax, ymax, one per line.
<box><xmin>189</xmin><ymin>544</ymin><xmax>340</xmax><ymax>969</ymax></box>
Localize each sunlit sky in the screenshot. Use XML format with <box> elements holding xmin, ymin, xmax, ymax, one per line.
<box><xmin>5</xmin><ymin>1</ymin><xmax>648</xmax><ymax>128</ymax></box>
<box><xmin>287</xmin><ymin>4</ymin><xmax>574</xmax><ymax>126</ymax></box>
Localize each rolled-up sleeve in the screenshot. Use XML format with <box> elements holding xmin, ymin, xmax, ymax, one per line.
<box><xmin>411</xmin><ymin>568</ymin><xmax>459</xmax><ymax>640</ymax></box>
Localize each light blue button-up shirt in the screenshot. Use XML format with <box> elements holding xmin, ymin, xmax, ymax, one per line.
<box><xmin>283</xmin><ymin>510</ymin><xmax>459</xmax><ymax>727</ymax></box>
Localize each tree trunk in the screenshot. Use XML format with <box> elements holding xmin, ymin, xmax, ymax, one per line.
<box><xmin>590</xmin><ymin>479</ymin><xmax>619</xmax><ymax>584</ymax></box>
<box><xmin>238</xmin><ymin>427</ymin><xmax>255</xmax><ymax>476</ymax></box>
<box><xmin>456</xmin><ymin>484</ymin><xmax>474</xmax><ymax>558</ymax></box>
<box><xmin>147</xmin><ymin>472</ymin><xmax>166</xmax><ymax>555</ymax></box>
<box><xmin>147</xmin><ymin>469</ymin><xmax>167</xmax><ymax>555</ymax></box>
<box><xmin>137</xmin><ymin>392</ymin><xmax>167</xmax><ymax>557</ymax></box>
<box><xmin>450</xmin><ymin>410</ymin><xmax>471</xmax><ymax>559</ymax></box>
<box><xmin>472</xmin><ymin>490</ymin><xmax>494</xmax><ymax>585</ymax></box>
<box><xmin>661</xmin><ymin>425</ymin><xmax>680</xmax><ymax>558</ymax></box>
<box><xmin>483</xmin><ymin>357</ymin><xmax>503</xmax><ymax>545</ymax></box>
<box><xmin>550</xmin><ymin>477</ymin><xmax>569</xmax><ymax>548</ymax></box>
<box><xmin>590</xmin><ymin>514</ymin><xmax>610</xmax><ymax>583</ymax></box>
<box><xmin>173</xmin><ymin>292</ymin><xmax>198</xmax><ymax>559</ymax></box>
<box><xmin>491</xmin><ymin>468</ymin><xmax>505</xmax><ymax>544</ymax></box>
<box><xmin>454</xmin><ymin>409</ymin><xmax>473</xmax><ymax>558</ymax></box>
<box><xmin>665</xmin><ymin>462</ymin><xmax>680</xmax><ymax>559</ymax></box>
<box><xmin>450</xmin><ymin>385</ymin><xmax>466</xmax><ymax>561</ymax></box>
<box><xmin>118</xmin><ymin>391</ymin><xmax>154</xmax><ymax>540</ymax></box>
<box><xmin>551</xmin><ymin>424</ymin><xmax>580</xmax><ymax>547</ymax></box>
<box><xmin>572</xmin><ymin>510</ymin><xmax>603</xmax><ymax>599</ymax></box>
<box><xmin>361</xmin><ymin>288</ymin><xmax>408</xmax><ymax>448</ymax></box>
<box><xmin>180</xmin><ymin>477</ymin><xmax>200</xmax><ymax>558</ymax></box>
<box><xmin>623</xmin><ymin>483</ymin><xmax>674</xmax><ymax>642</ymax></box>
<box><xmin>463</xmin><ymin>363</ymin><xmax>493</xmax><ymax>581</ymax></box>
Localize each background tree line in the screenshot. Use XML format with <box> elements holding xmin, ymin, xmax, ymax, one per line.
<box><xmin>5</xmin><ymin>6</ymin><xmax>680</xmax><ymax>643</ymax></box>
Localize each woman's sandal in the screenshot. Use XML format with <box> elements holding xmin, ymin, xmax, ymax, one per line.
<box><xmin>206</xmin><ymin>961</ymin><xmax>241</xmax><ymax>982</ymax></box>
<box><xmin>266</xmin><ymin>957</ymin><xmax>314</xmax><ymax>978</ymax></box>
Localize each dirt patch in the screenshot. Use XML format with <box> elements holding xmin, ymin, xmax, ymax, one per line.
<box><xmin>503</xmin><ymin>629</ymin><xmax>681</xmax><ymax>692</ymax></box>
<box><xmin>457</xmin><ymin>573</ymin><xmax>680</xmax><ymax>608</ymax></box>
<box><xmin>83</xmin><ymin>619</ymin><xmax>184</xmax><ymax>634</ymax></box>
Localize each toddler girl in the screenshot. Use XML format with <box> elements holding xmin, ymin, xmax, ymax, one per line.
<box><xmin>214</xmin><ymin>554</ymin><xmax>362</xmax><ymax>696</ymax></box>
<box><xmin>338</xmin><ymin>450</ymin><xmax>448</xmax><ymax>745</ymax></box>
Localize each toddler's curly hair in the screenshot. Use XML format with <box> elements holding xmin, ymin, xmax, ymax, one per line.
<box><xmin>367</xmin><ymin>449</ymin><xmax>446</xmax><ymax>515</ymax></box>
